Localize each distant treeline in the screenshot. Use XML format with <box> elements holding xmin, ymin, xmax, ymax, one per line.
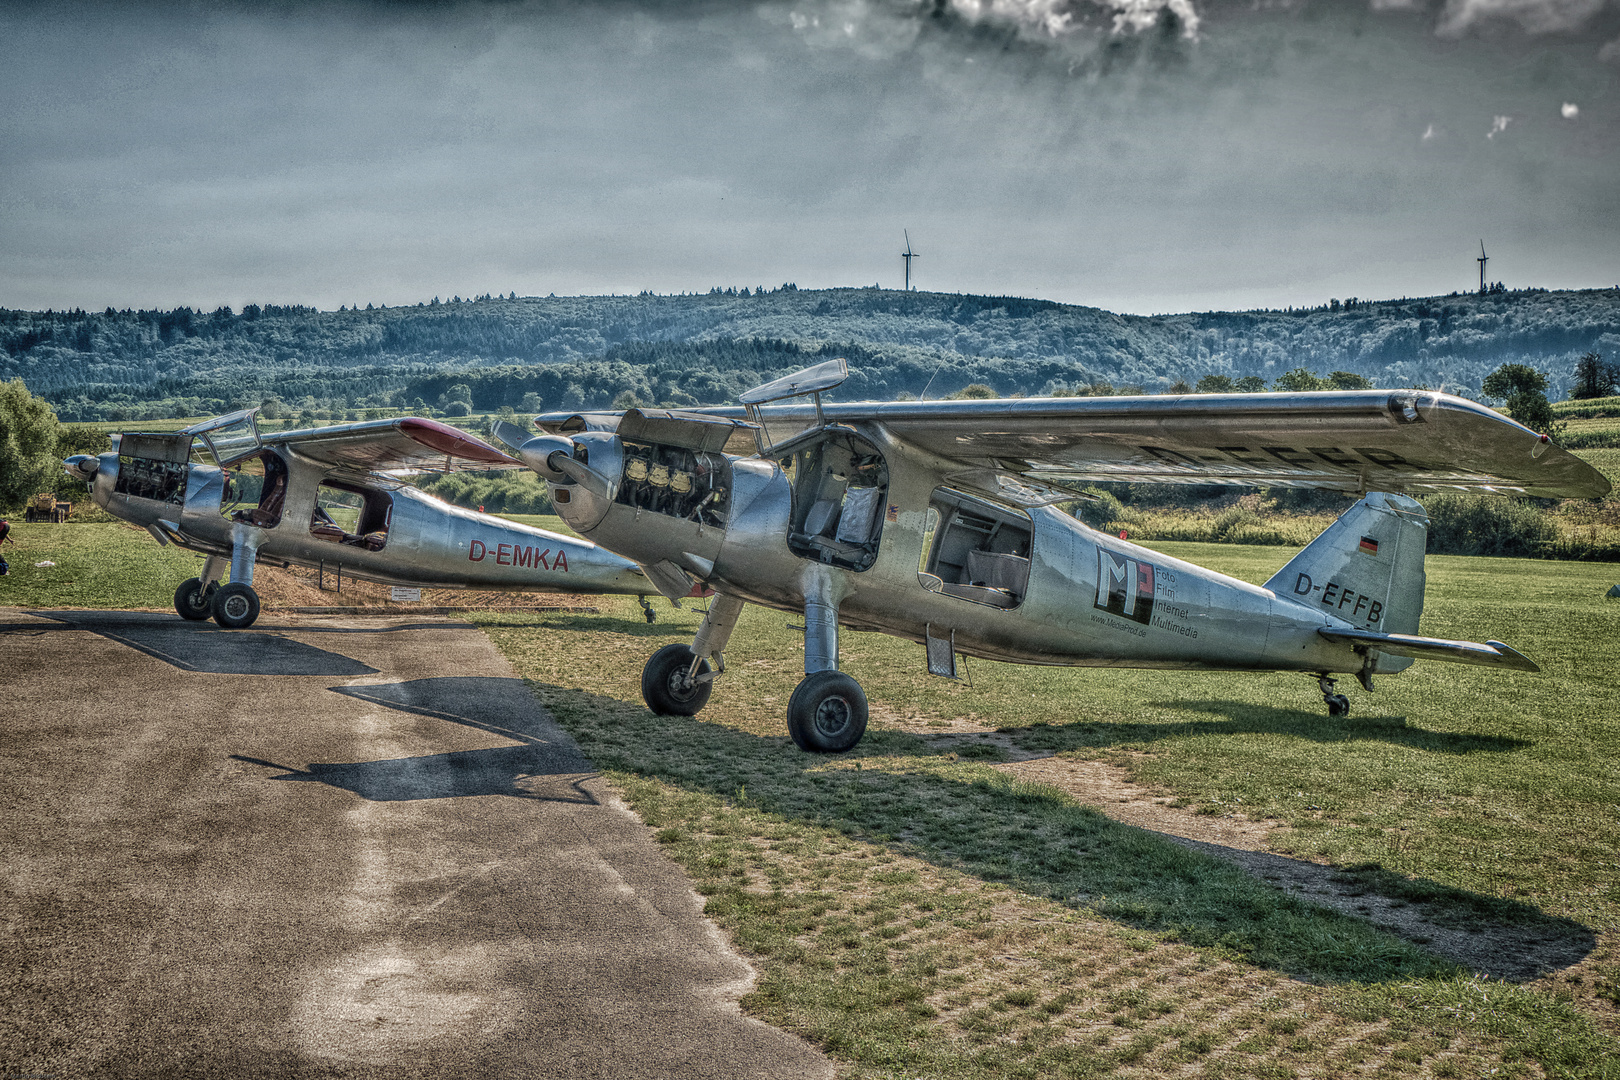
<box><xmin>5</xmin><ymin>286</ymin><xmax>1618</xmax><ymax>422</ymax></box>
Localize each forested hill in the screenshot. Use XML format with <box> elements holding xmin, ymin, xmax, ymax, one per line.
<box><xmin>4</xmin><ymin>285</ymin><xmax>1618</xmax><ymax>422</ymax></box>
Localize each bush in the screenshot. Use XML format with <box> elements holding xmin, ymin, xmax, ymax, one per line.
<box><xmin>1423</xmin><ymin>495</ymin><xmax>1559</xmax><ymax>557</ymax></box>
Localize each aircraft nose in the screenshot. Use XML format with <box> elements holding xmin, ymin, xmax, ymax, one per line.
<box><xmin>514</xmin><ymin>435</ymin><xmax>579</xmax><ymax>483</ymax></box>
<box><xmin>63</xmin><ymin>454</ymin><xmax>99</xmax><ymax>481</ymax></box>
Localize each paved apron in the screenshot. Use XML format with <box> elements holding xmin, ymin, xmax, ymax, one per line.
<box><xmin>0</xmin><ymin>609</ymin><xmax>831</xmax><ymax>1079</ymax></box>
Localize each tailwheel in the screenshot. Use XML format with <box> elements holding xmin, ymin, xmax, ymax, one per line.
<box><xmin>211</xmin><ymin>582</ymin><xmax>261</xmax><ymax>630</ymax></box>
<box><xmin>174</xmin><ymin>578</ymin><xmax>217</xmax><ymax>621</ymax></box>
<box><xmin>1318</xmin><ymin>674</ymin><xmax>1351</xmax><ymax>718</ymax></box>
<box><xmin>642</xmin><ymin>643</ymin><xmax>712</xmax><ymax>715</ymax></box>
<box><xmin>787</xmin><ymin>670</ymin><xmax>868</xmax><ymax>753</ymax></box>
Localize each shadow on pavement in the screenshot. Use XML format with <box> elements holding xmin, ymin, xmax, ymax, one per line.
<box><xmin>235</xmin><ymin>676</ymin><xmax>597</xmax><ymax>802</ymax></box>
<box><xmin>233</xmin><ymin>751</ymin><xmax>599</xmax><ymax>803</ymax></box>
<box><xmin>32</xmin><ymin>611</ymin><xmax>378</xmax><ymax>677</ymax></box>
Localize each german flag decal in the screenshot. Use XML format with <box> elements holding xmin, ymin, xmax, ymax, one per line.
<box><xmin>1358</xmin><ymin>535</ymin><xmax>1380</xmax><ymax>555</ymax></box>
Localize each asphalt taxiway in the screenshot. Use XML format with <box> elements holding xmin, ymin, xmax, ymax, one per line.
<box><xmin>0</xmin><ymin>608</ymin><xmax>831</xmax><ymax>1079</ymax></box>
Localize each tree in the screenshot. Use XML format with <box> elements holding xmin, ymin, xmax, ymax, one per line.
<box><xmin>1272</xmin><ymin>368</ymin><xmax>1327</xmax><ymax>392</ymax></box>
<box><xmin>1234</xmin><ymin>376</ymin><xmax>1268</xmax><ymax>393</ymax></box>
<box><xmin>1570</xmin><ymin>352</ymin><xmax>1617</xmax><ymax>400</ymax></box>
<box><xmin>1482</xmin><ymin>363</ymin><xmax>1554</xmax><ymax>433</ymax></box>
<box><xmin>1</xmin><ymin>378</ymin><xmax>62</xmax><ymax>510</ymax></box>
<box><xmin>1326</xmin><ymin>371</ymin><xmax>1373</xmax><ymax>390</ymax></box>
<box><xmin>947</xmin><ymin>384</ymin><xmax>997</xmax><ymax>399</ymax></box>
<box><xmin>1162</xmin><ymin>379</ymin><xmax>1192</xmax><ymax>395</ymax></box>
<box><xmin>1195</xmin><ymin>374</ymin><xmax>1235</xmax><ymax>394</ymax></box>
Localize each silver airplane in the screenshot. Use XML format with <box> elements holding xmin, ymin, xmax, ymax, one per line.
<box><xmin>64</xmin><ymin>409</ymin><xmax>655</xmax><ymax>629</ymax></box>
<box><xmin>494</xmin><ymin>359</ymin><xmax>1612</xmax><ymax>753</ymax></box>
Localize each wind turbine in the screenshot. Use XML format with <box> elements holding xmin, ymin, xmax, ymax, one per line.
<box><xmin>1477</xmin><ymin>240</ymin><xmax>1489</xmax><ymax>293</ymax></box>
<box><xmin>901</xmin><ymin>231</ymin><xmax>918</xmax><ymax>292</ymax></box>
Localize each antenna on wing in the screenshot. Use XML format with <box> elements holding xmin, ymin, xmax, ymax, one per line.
<box><xmin>1477</xmin><ymin>240</ymin><xmax>1488</xmax><ymax>293</ymax></box>
<box><xmin>902</xmin><ymin>231</ymin><xmax>918</xmax><ymax>292</ymax></box>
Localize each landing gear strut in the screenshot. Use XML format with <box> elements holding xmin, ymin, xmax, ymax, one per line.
<box><xmin>785</xmin><ymin>565</ymin><xmax>867</xmax><ymax>753</ymax></box>
<box><xmin>637</xmin><ymin>594</ymin><xmax>657</xmax><ymax>624</ymax></box>
<box><xmin>1318</xmin><ymin>674</ymin><xmax>1351</xmax><ymax>718</ymax></box>
<box><xmin>207</xmin><ymin>529</ymin><xmax>264</xmax><ymax>629</ymax></box>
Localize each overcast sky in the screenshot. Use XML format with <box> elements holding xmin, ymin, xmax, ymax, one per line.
<box><xmin>2</xmin><ymin>0</ymin><xmax>1617</xmax><ymax>316</ymax></box>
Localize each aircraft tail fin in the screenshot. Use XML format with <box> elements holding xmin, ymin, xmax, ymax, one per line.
<box><xmin>1264</xmin><ymin>491</ymin><xmax>1429</xmax><ymax>637</ymax></box>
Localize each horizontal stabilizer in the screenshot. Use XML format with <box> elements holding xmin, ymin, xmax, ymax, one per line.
<box><xmin>1317</xmin><ymin>628</ymin><xmax>1539</xmax><ymax>673</ymax></box>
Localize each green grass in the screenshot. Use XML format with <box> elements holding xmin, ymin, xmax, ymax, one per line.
<box><xmin>470</xmin><ymin>539</ymin><xmax>1620</xmax><ymax>1077</ymax></box>
<box><xmin>8</xmin><ymin>524</ymin><xmax>1620</xmax><ymax>1076</ymax></box>
<box><xmin>0</xmin><ymin>522</ymin><xmax>209</xmax><ymax>609</ymax></box>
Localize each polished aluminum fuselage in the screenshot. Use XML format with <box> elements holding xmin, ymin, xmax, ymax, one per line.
<box><xmin>86</xmin><ymin>449</ymin><xmax>648</xmax><ymax>595</ymax></box>
<box><xmin>548</xmin><ymin>424</ymin><xmax>1372</xmax><ymax>675</ymax></box>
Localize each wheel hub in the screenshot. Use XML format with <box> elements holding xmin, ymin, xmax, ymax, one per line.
<box><xmin>814</xmin><ymin>696</ymin><xmax>852</xmax><ymax>738</ymax></box>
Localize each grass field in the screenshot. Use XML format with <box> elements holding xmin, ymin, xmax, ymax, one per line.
<box><xmin>5</xmin><ymin>524</ymin><xmax>1619</xmax><ymax>1076</ymax></box>
<box><xmin>476</xmin><ymin>544</ymin><xmax>1620</xmax><ymax>1079</ymax></box>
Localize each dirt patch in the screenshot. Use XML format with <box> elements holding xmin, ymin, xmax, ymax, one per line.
<box><xmin>983</xmin><ymin>753</ymin><xmax>1594</xmax><ymax>982</ymax></box>
<box><xmin>879</xmin><ymin>716</ymin><xmax>1594</xmax><ymax>983</ymax></box>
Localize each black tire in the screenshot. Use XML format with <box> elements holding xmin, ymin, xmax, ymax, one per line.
<box><xmin>1327</xmin><ymin>694</ymin><xmax>1351</xmax><ymax>718</ymax></box>
<box><xmin>211</xmin><ymin>582</ymin><xmax>261</xmax><ymax>629</ymax></box>
<box><xmin>786</xmin><ymin>670</ymin><xmax>868</xmax><ymax>753</ymax></box>
<box><xmin>642</xmin><ymin>643</ymin><xmax>712</xmax><ymax>716</ymax></box>
<box><xmin>174</xmin><ymin>578</ymin><xmax>214</xmax><ymax>621</ymax></box>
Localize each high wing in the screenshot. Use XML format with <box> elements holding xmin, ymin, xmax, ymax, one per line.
<box><xmin>671</xmin><ymin>390</ymin><xmax>1609</xmax><ymax>499</ymax></box>
<box><xmin>261</xmin><ymin>417</ymin><xmax>522</xmax><ymax>474</ymax></box>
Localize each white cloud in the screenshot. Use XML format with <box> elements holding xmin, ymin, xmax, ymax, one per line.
<box><xmin>1436</xmin><ymin>0</ymin><xmax>1608</xmax><ymax>37</ymax></box>
<box><xmin>1422</xmin><ymin>122</ymin><xmax>1436</xmax><ymax>140</ymax></box>
<box><xmin>1487</xmin><ymin>114</ymin><xmax>1512</xmax><ymax>138</ymax></box>
<box><xmin>1600</xmin><ymin>35</ymin><xmax>1620</xmax><ymax>61</ymax></box>
<box><xmin>1562</xmin><ymin>101</ymin><xmax>1579</xmax><ymax>118</ymax></box>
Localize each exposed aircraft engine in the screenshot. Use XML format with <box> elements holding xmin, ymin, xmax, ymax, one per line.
<box><xmin>617</xmin><ymin>441</ymin><xmax>729</xmax><ymax>525</ymax></box>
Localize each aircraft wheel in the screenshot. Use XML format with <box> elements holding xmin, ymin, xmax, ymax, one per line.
<box><xmin>174</xmin><ymin>577</ymin><xmax>216</xmax><ymax>621</ymax></box>
<box><xmin>1326</xmin><ymin>694</ymin><xmax>1351</xmax><ymax>718</ymax></box>
<box><xmin>211</xmin><ymin>582</ymin><xmax>261</xmax><ymax>630</ymax></box>
<box><xmin>642</xmin><ymin>643</ymin><xmax>712</xmax><ymax>716</ymax></box>
<box><xmin>786</xmin><ymin>670</ymin><xmax>868</xmax><ymax>753</ymax></box>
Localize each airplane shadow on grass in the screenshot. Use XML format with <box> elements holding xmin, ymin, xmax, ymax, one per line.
<box><xmin>234</xmin><ymin>676</ymin><xmax>599</xmax><ymax>805</ymax></box>
<box><xmin>994</xmin><ymin>699</ymin><xmax>1532</xmax><ymax>756</ymax></box>
<box><xmin>498</xmin><ymin>680</ymin><xmax>1590</xmax><ymax>987</ymax></box>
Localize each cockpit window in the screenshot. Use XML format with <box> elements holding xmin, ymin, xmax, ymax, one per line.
<box><xmin>309</xmin><ymin>480</ymin><xmax>391</xmax><ymax>551</ymax></box>
<box><xmin>785</xmin><ymin>428</ymin><xmax>889</xmax><ymax>572</ymax></box>
<box><xmin>226</xmin><ymin>451</ymin><xmax>287</xmax><ymax>529</ymax></box>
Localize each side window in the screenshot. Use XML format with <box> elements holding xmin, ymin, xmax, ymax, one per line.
<box><xmin>309</xmin><ymin>480</ymin><xmax>392</xmax><ymax>552</ymax></box>
<box><xmin>918</xmin><ymin>489</ymin><xmax>1032</xmax><ymax>609</ymax></box>
<box><xmin>225</xmin><ymin>451</ymin><xmax>287</xmax><ymax>529</ymax></box>
<box><xmin>785</xmin><ymin>429</ymin><xmax>889</xmax><ymax>572</ymax></box>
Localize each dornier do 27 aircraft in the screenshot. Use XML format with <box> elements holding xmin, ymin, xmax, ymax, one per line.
<box><xmin>63</xmin><ymin>410</ymin><xmax>656</xmax><ymax>629</ymax></box>
<box><xmin>493</xmin><ymin>359</ymin><xmax>1611</xmax><ymax>753</ymax></box>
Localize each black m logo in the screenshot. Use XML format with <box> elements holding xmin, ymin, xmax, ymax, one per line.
<box><xmin>1095</xmin><ymin>550</ymin><xmax>1155</xmax><ymax>626</ymax></box>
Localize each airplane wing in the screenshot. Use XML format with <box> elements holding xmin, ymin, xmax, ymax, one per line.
<box><xmin>671</xmin><ymin>390</ymin><xmax>1608</xmax><ymax>499</ymax></box>
<box><xmin>261</xmin><ymin>417</ymin><xmax>522</xmax><ymax>473</ymax></box>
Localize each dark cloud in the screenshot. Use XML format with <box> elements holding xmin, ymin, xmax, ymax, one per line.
<box><xmin>1</xmin><ymin>0</ymin><xmax>1616</xmax><ymax>314</ymax></box>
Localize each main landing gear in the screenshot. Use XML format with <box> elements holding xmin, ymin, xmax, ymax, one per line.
<box><xmin>173</xmin><ymin>539</ymin><xmax>264</xmax><ymax>630</ymax></box>
<box><xmin>638</xmin><ymin>581</ymin><xmax>869</xmax><ymax>754</ymax></box>
<box><xmin>1318</xmin><ymin>674</ymin><xmax>1351</xmax><ymax>717</ymax></box>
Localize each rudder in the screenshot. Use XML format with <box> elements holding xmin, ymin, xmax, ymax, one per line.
<box><xmin>1264</xmin><ymin>491</ymin><xmax>1428</xmax><ymax>637</ymax></box>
